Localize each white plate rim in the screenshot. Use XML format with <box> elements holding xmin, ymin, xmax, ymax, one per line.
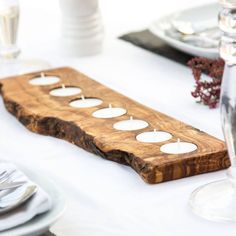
<box><xmin>148</xmin><ymin>2</ymin><xmax>219</xmax><ymax>58</ymax></box>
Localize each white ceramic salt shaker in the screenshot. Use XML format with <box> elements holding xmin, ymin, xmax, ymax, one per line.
<box><xmin>59</xmin><ymin>0</ymin><xmax>104</xmax><ymax>56</ymax></box>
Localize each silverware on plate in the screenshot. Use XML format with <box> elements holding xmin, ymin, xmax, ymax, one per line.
<box><xmin>0</xmin><ymin>170</ymin><xmax>26</xmax><ymax>190</ymax></box>
<box><xmin>0</xmin><ymin>181</ymin><xmax>28</xmax><ymax>191</ymax></box>
<box><xmin>0</xmin><ymin>184</ymin><xmax>38</xmax><ymax>214</ymax></box>
<box><xmin>162</xmin><ymin>20</ymin><xmax>221</xmax><ymax>49</ymax></box>
<box><xmin>0</xmin><ymin>170</ymin><xmax>17</xmax><ymax>184</ymax></box>
<box><xmin>171</xmin><ymin>20</ymin><xmax>219</xmax><ymax>36</ymax></box>
<box><xmin>0</xmin><ymin>171</ymin><xmax>7</xmax><ymax>178</ymax></box>
<box><xmin>165</xmin><ymin>28</ymin><xmax>219</xmax><ymax>48</ymax></box>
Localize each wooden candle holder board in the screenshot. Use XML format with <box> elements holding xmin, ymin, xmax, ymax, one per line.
<box><xmin>0</xmin><ymin>67</ymin><xmax>230</xmax><ymax>184</ymax></box>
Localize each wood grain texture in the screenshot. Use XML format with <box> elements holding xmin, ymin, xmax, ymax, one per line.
<box><xmin>0</xmin><ymin>67</ymin><xmax>230</xmax><ymax>184</ymax></box>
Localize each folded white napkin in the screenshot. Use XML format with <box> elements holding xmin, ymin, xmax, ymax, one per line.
<box><xmin>0</xmin><ymin>163</ymin><xmax>52</xmax><ymax>232</ymax></box>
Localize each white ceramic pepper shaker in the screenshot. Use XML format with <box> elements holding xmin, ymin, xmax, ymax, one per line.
<box><xmin>59</xmin><ymin>0</ymin><xmax>104</xmax><ymax>56</ymax></box>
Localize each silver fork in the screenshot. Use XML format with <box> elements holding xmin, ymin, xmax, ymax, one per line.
<box><xmin>0</xmin><ymin>171</ymin><xmax>7</xmax><ymax>179</ymax></box>
<box><xmin>0</xmin><ymin>181</ymin><xmax>27</xmax><ymax>191</ymax></box>
<box><xmin>0</xmin><ymin>184</ymin><xmax>38</xmax><ymax>214</ymax></box>
<box><xmin>0</xmin><ymin>170</ymin><xmax>26</xmax><ymax>191</ymax></box>
<box><xmin>0</xmin><ymin>170</ymin><xmax>17</xmax><ymax>185</ymax></box>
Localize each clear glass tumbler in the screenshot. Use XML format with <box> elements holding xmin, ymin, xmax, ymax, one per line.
<box><xmin>0</xmin><ymin>0</ymin><xmax>50</xmax><ymax>78</ymax></box>
<box><xmin>189</xmin><ymin>0</ymin><xmax>236</xmax><ymax>222</ymax></box>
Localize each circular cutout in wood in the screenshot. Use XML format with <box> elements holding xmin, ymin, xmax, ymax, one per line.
<box><xmin>136</xmin><ymin>129</ymin><xmax>172</xmax><ymax>143</ymax></box>
<box><xmin>160</xmin><ymin>139</ymin><xmax>197</xmax><ymax>154</ymax></box>
<box><xmin>113</xmin><ymin>116</ymin><xmax>149</xmax><ymax>131</ymax></box>
<box><xmin>50</xmin><ymin>85</ymin><xmax>81</xmax><ymax>97</ymax></box>
<box><xmin>70</xmin><ymin>96</ymin><xmax>103</xmax><ymax>108</ymax></box>
<box><xmin>29</xmin><ymin>73</ymin><xmax>60</xmax><ymax>86</ymax></box>
<box><xmin>92</xmin><ymin>104</ymin><xmax>127</xmax><ymax>118</ymax></box>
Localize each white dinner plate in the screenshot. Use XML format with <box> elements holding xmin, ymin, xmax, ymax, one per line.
<box><xmin>149</xmin><ymin>3</ymin><xmax>221</xmax><ymax>58</ymax></box>
<box><xmin>0</xmin><ymin>165</ymin><xmax>66</xmax><ymax>236</ymax></box>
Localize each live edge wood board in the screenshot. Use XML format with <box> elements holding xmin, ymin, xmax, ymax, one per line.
<box><xmin>0</xmin><ymin>67</ymin><xmax>230</xmax><ymax>184</ymax></box>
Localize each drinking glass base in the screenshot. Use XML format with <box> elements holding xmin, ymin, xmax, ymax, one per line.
<box><xmin>189</xmin><ymin>179</ymin><xmax>236</xmax><ymax>222</ymax></box>
<box><xmin>0</xmin><ymin>59</ymin><xmax>51</xmax><ymax>79</ymax></box>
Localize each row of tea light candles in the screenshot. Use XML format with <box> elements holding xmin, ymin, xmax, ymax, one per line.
<box><xmin>29</xmin><ymin>73</ymin><xmax>198</xmax><ymax>154</ymax></box>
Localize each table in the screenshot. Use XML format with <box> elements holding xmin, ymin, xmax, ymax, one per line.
<box><xmin>1</xmin><ymin>0</ymin><xmax>235</xmax><ymax>235</ymax></box>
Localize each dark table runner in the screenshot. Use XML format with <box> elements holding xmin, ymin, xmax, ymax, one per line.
<box><xmin>42</xmin><ymin>231</ymin><xmax>56</xmax><ymax>236</ymax></box>
<box><xmin>119</xmin><ymin>29</ymin><xmax>193</xmax><ymax>66</ymax></box>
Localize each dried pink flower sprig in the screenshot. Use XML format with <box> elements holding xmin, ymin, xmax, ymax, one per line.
<box><xmin>187</xmin><ymin>57</ymin><xmax>225</xmax><ymax>108</ymax></box>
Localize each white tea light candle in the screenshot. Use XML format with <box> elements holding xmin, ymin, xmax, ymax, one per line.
<box><xmin>113</xmin><ymin>116</ymin><xmax>149</xmax><ymax>131</ymax></box>
<box><xmin>92</xmin><ymin>104</ymin><xmax>126</xmax><ymax>118</ymax></box>
<box><xmin>136</xmin><ymin>129</ymin><xmax>172</xmax><ymax>143</ymax></box>
<box><xmin>160</xmin><ymin>139</ymin><xmax>197</xmax><ymax>154</ymax></box>
<box><xmin>50</xmin><ymin>84</ymin><xmax>81</xmax><ymax>97</ymax></box>
<box><xmin>29</xmin><ymin>73</ymin><xmax>60</xmax><ymax>86</ymax></box>
<box><xmin>70</xmin><ymin>95</ymin><xmax>103</xmax><ymax>108</ymax></box>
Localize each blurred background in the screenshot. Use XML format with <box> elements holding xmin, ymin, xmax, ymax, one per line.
<box><xmin>19</xmin><ymin>0</ymin><xmax>214</xmax><ymax>59</ymax></box>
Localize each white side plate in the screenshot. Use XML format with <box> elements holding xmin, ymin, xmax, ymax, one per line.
<box><xmin>1</xmin><ymin>166</ymin><xmax>66</xmax><ymax>236</ymax></box>
<box><xmin>149</xmin><ymin>3</ymin><xmax>221</xmax><ymax>58</ymax></box>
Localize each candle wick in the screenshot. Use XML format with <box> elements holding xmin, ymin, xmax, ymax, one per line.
<box><xmin>81</xmin><ymin>95</ymin><xmax>85</xmax><ymax>100</ymax></box>
<box><xmin>109</xmin><ymin>103</ymin><xmax>112</xmax><ymax>108</ymax></box>
<box><xmin>62</xmin><ymin>84</ymin><xmax>65</xmax><ymax>89</ymax></box>
<box><xmin>177</xmin><ymin>138</ymin><xmax>181</xmax><ymax>150</ymax></box>
<box><xmin>41</xmin><ymin>72</ymin><xmax>45</xmax><ymax>78</ymax></box>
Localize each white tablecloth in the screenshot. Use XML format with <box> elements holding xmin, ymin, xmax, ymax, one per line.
<box><xmin>1</xmin><ymin>0</ymin><xmax>235</xmax><ymax>235</ymax></box>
